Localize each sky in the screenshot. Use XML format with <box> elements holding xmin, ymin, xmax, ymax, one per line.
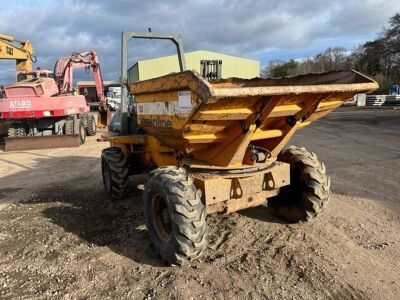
<box><xmin>0</xmin><ymin>0</ymin><xmax>399</xmax><ymax>84</ymax></box>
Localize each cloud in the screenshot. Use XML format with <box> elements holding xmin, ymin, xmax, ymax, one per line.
<box><xmin>0</xmin><ymin>0</ymin><xmax>398</xmax><ymax>83</ymax></box>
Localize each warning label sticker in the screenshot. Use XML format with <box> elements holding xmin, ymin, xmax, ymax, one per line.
<box><xmin>136</xmin><ymin>91</ymin><xmax>194</xmax><ymax>116</ymax></box>
<box><xmin>178</xmin><ymin>91</ymin><xmax>192</xmax><ymax>112</ymax></box>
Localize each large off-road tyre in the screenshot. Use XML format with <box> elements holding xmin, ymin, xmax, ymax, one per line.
<box><xmin>7</xmin><ymin>124</ymin><xmax>25</xmax><ymax>138</ymax></box>
<box><xmin>268</xmin><ymin>146</ymin><xmax>331</xmax><ymax>223</ymax></box>
<box><xmin>143</xmin><ymin>167</ymin><xmax>207</xmax><ymax>265</ymax></box>
<box><xmin>64</xmin><ymin>119</ymin><xmax>74</xmax><ymax>135</ymax></box>
<box><xmin>101</xmin><ymin>147</ymin><xmax>130</xmax><ymax>200</ymax></box>
<box><xmin>7</xmin><ymin>125</ymin><xmax>16</xmax><ymax>137</ymax></box>
<box><xmin>86</xmin><ymin>115</ymin><xmax>96</xmax><ymax>136</ymax></box>
<box><xmin>14</xmin><ymin>125</ymin><xmax>26</xmax><ymax>137</ymax></box>
<box><xmin>78</xmin><ymin>119</ymin><xmax>86</xmax><ymax>145</ymax></box>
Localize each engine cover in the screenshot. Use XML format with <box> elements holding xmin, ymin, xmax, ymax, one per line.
<box><xmin>4</xmin><ymin>77</ymin><xmax>59</xmax><ymax>98</ymax></box>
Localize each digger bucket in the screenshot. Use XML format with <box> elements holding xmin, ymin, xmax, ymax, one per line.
<box><xmin>3</xmin><ymin>134</ymin><xmax>80</xmax><ymax>151</ymax></box>
<box><xmin>97</xmin><ymin>110</ymin><xmax>112</xmax><ymax>129</ymax></box>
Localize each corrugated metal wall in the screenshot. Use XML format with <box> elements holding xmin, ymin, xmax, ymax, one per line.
<box><xmin>128</xmin><ymin>63</ymin><xmax>140</xmax><ymax>83</ymax></box>
<box><xmin>127</xmin><ymin>50</ymin><xmax>259</xmax><ymax>83</ymax></box>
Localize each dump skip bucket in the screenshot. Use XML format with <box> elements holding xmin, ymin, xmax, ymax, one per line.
<box><xmin>130</xmin><ymin>70</ymin><xmax>378</xmax><ymax>167</ymax></box>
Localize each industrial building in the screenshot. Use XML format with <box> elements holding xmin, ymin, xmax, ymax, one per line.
<box><xmin>128</xmin><ymin>50</ymin><xmax>260</xmax><ymax>83</ymax></box>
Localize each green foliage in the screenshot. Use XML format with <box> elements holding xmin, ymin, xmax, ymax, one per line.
<box><xmin>268</xmin><ymin>59</ymin><xmax>299</xmax><ymax>77</ymax></box>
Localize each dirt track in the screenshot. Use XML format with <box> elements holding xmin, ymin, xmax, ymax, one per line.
<box><xmin>0</xmin><ymin>109</ymin><xmax>399</xmax><ymax>299</ymax></box>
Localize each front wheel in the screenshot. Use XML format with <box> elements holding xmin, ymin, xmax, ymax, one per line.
<box><xmin>143</xmin><ymin>167</ymin><xmax>207</xmax><ymax>265</ymax></box>
<box><xmin>268</xmin><ymin>146</ymin><xmax>331</xmax><ymax>223</ymax></box>
<box><xmin>86</xmin><ymin>115</ymin><xmax>96</xmax><ymax>136</ymax></box>
<box><xmin>78</xmin><ymin>119</ymin><xmax>86</xmax><ymax>144</ymax></box>
<box><xmin>101</xmin><ymin>147</ymin><xmax>130</xmax><ymax>200</ymax></box>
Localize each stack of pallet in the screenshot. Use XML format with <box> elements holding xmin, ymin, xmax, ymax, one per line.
<box><xmin>366</xmin><ymin>95</ymin><xmax>400</xmax><ymax>106</ymax></box>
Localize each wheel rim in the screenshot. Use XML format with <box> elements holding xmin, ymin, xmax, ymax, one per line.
<box><xmin>152</xmin><ymin>194</ymin><xmax>172</xmax><ymax>242</ymax></box>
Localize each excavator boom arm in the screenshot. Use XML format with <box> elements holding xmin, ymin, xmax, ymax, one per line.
<box><xmin>0</xmin><ymin>34</ymin><xmax>34</xmax><ymax>73</ymax></box>
<box><xmin>54</xmin><ymin>50</ymin><xmax>105</xmax><ymax>104</ymax></box>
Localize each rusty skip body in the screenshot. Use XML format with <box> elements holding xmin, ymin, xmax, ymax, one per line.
<box><xmin>191</xmin><ymin>161</ymin><xmax>290</xmax><ymax>214</ymax></box>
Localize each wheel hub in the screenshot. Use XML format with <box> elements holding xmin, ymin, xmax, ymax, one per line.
<box><xmin>152</xmin><ymin>194</ymin><xmax>172</xmax><ymax>242</ymax></box>
<box><xmin>102</xmin><ymin>159</ymin><xmax>111</xmax><ymax>192</ymax></box>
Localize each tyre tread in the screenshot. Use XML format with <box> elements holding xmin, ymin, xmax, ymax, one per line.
<box><xmin>269</xmin><ymin>145</ymin><xmax>331</xmax><ymax>222</ymax></box>
<box><xmin>144</xmin><ymin>167</ymin><xmax>207</xmax><ymax>265</ymax></box>
<box><xmin>86</xmin><ymin>115</ymin><xmax>96</xmax><ymax>136</ymax></box>
<box><xmin>101</xmin><ymin>147</ymin><xmax>130</xmax><ymax>200</ymax></box>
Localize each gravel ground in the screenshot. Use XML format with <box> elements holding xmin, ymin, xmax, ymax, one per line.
<box><xmin>0</xmin><ymin>108</ymin><xmax>399</xmax><ymax>299</ymax></box>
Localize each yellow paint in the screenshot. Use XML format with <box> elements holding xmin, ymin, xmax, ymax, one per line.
<box><xmin>270</xmin><ymin>104</ymin><xmax>302</xmax><ymax>117</ymax></box>
<box><xmin>104</xmin><ymin>134</ymin><xmax>177</xmax><ymax>167</ymax></box>
<box><xmin>184</xmin><ymin>133</ymin><xmax>227</xmax><ymax>143</ymax></box>
<box><xmin>317</xmin><ymin>100</ymin><xmax>343</xmax><ymax>110</ymax></box>
<box><xmin>252</xmin><ymin>129</ymin><xmax>283</xmax><ymax>140</ymax></box>
<box><xmin>107</xmin><ymin>70</ymin><xmax>377</xmax><ymax>168</ymax></box>
<box><xmin>0</xmin><ymin>34</ymin><xmax>34</xmax><ymax>73</ymax></box>
<box><xmin>195</xmin><ymin>108</ymin><xmax>253</xmax><ymax>120</ymax></box>
<box><xmin>298</xmin><ymin>121</ymin><xmax>311</xmax><ymax>128</ymax></box>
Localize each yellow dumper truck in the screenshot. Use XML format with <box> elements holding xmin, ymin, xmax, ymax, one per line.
<box><xmin>101</xmin><ymin>32</ymin><xmax>378</xmax><ymax>265</ymax></box>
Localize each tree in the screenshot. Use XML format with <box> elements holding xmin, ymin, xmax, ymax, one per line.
<box><xmin>355</xmin><ymin>13</ymin><xmax>400</xmax><ymax>92</ymax></box>
<box><xmin>262</xmin><ymin>13</ymin><xmax>400</xmax><ymax>92</ymax></box>
<box><xmin>263</xmin><ymin>59</ymin><xmax>299</xmax><ymax>78</ymax></box>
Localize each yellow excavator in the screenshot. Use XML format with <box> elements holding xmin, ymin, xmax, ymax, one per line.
<box><xmin>0</xmin><ymin>33</ymin><xmax>35</xmax><ymax>81</ymax></box>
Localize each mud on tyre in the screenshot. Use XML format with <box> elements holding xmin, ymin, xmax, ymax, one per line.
<box><xmin>268</xmin><ymin>146</ymin><xmax>331</xmax><ymax>223</ymax></box>
<box><xmin>101</xmin><ymin>147</ymin><xmax>130</xmax><ymax>200</ymax></box>
<box><xmin>64</xmin><ymin>118</ymin><xmax>85</xmax><ymax>144</ymax></box>
<box><xmin>8</xmin><ymin>124</ymin><xmax>26</xmax><ymax>137</ymax></box>
<box><xmin>78</xmin><ymin>119</ymin><xmax>86</xmax><ymax>144</ymax></box>
<box><xmin>7</xmin><ymin>125</ymin><xmax>17</xmax><ymax>138</ymax></box>
<box><xmin>85</xmin><ymin>115</ymin><xmax>96</xmax><ymax>136</ymax></box>
<box><xmin>143</xmin><ymin>167</ymin><xmax>207</xmax><ymax>265</ymax></box>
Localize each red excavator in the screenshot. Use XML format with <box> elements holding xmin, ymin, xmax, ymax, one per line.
<box><xmin>0</xmin><ymin>50</ymin><xmax>108</xmax><ymax>151</ymax></box>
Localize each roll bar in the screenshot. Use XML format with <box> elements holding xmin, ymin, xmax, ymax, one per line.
<box><xmin>120</xmin><ymin>31</ymin><xmax>186</xmax><ymax>134</ymax></box>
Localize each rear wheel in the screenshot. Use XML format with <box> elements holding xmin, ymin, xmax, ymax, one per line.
<box><xmin>7</xmin><ymin>125</ymin><xmax>16</xmax><ymax>137</ymax></box>
<box><xmin>78</xmin><ymin>119</ymin><xmax>86</xmax><ymax>144</ymax></box>
<box><xmin>64</xmin><ymin>120</ymin><xmax>74</xmax><ymax>135</ymax></box>
<box><xmin>268</xmin><ymin>146</ymin><xmax>331</xmax><ymax>223</ymax></box>
<box><xmin>8</xmin><ymin>124</ymin><xmax>26</xmax><ymax>137</ymax></box>
<box><xmin>15</xmin><ymin>125</ymin><xmax>26</xmax><ymax>137</ymax></box>
<box><xmin>143</xmin><ymin>167</ymin><xmax>207</xmax><ymax>265</ymax></box>
<box><xmin>101</xmin><ymin>147</ymin><xmax>130</xmax><ymax>200</ymax></box>
<box><xmin>86</xmin><ymin>115</ymin><xmax>96</xmax><ymax>136</ymax></box>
